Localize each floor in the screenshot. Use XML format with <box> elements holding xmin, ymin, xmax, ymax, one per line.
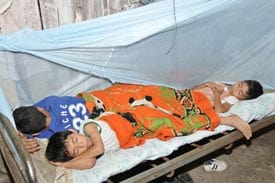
<box><xmin>157</xmin><ymin>124</ymin><xmax>275</xmax><ymax>183</ymax></box>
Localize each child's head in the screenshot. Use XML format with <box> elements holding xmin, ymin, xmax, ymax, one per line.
<box><xmin>231</xmin><ymin>80</ymin><xmax>263</xmax><ymax>100</ymax></box>
<box><xmin>45</xmin><ymin>130</ymin><xmax>92</xmax><ymax>162</ymax></box>
<box><xmin>13</xmin><ymin>106</ymin><xmax>47</xmax><ymax>134</ymax></box>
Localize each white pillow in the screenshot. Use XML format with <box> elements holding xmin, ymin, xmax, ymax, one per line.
<box><xmin>224</xmin><ymin>93</ymin><xmax>275</xmax><ymax>122</ymax></box>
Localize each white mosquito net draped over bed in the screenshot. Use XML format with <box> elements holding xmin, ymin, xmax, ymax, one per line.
<box><xmin>1</xmin><ymin>0</ymin><xmax>275</xmax><ymax>126</ymax></box>
<box><xmin>1</xmin><ymin>0</ymin><xmax>275</xmax><ymax>182</ymax></box>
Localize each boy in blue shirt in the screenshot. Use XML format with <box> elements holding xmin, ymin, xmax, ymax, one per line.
<box><xmin>13</xmin><ymin>96</ymin><xmax>90</xmax><ymax>153</ymax></box>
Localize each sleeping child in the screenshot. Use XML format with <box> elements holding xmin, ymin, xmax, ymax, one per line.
<box><xmin>192</xmin><ymin>80</ymin><xmax>263</xmax><ymax>172</ymax></box>
<box><xmin>78</xmin><ymin>80</ymin><xmax>263</xmax><ymax>119</ymax></box>
<box><xmin>45</xmin><ymin>108</ymin><xmax>253</xmax><ymax>170</ymax></box>
<box><xmin>192</xmin><ymin>80</ymin><xmax>263</xmax><ymax>113</ymax></box>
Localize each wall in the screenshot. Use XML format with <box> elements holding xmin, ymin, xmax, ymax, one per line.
<box><xmin>0</xmin><ymin>0</ymin><xmax>142</xmax><ymax>33</ymax></box>
<box><xmin>0</xmin><ymin>0</ymin><xmax>142</xmax><ymax>107</ymax></box>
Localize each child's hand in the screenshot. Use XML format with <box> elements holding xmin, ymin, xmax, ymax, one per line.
<box><xmin>202</xmin><ymin>82</ymin><xmax>223</xmax><ymax>94</ymax></box>
<box><xmin>50</xmin><ymin>157</ymin><xmax>96</xmax><ymax>170</ymax></box>
<box><xmin>210</xmin><ymin>85</ymin><xmax>223</xmax><ymax>96</ymax></box>
<box><xmin>18</xmin><ymin>132</ymin><xmax>40</xmax><ymax>153</ymax></box>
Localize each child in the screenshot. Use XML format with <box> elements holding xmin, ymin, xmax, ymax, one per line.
<box><xmin>193</xmin><ymin>80</ymin><xmax>263</xmax><ymax>113</ymax></box>
<box><xmin>45</xmin><ymin>112</ymin><xmax>252</xmax><ymax>170</ymax></box>
<box><xmin>13</xmin><ymin>96</ymin><xmax>91</xmax><ymax>153</ymax></box>
<box><xmin>193</xmin><ymin>80</ymin><xmax>263</xmax><ymax>172</ymax></box>
<box><xmin>46</xmin><ymin>119</ymin><xmax>106</xmax><ymax>169</ymax></box>
<box><xmin>46</xmin><ymin>116</ymin><xmax>122</xmax><ymax>170</ymax></box>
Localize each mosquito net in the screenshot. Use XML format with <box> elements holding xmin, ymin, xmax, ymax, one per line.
<box><xmin>1</xmin><ymin>0</ymin><xmax>275</xmax><ymax>124</ymax></box>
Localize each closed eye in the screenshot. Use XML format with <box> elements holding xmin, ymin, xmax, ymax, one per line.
<box><xmin>74</xmin><ymin>148</ymin><xmax>79</xmax><ymax>156</ymax></box>
<box><xmin>73</xmin><ymin>137</ymin><xmax>78</xmax><ymax>144</ymax></box>
<box><xmin>239</xmin><ymin>91</ymin><xmax>243</xmax><ymax>96</ymax></box>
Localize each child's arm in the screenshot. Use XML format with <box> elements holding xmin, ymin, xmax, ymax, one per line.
<box><xmin>220</xmin><ymin>114</ymin><xmax>252</xmax><ymax>140</ymax></box>
<box><xmin>18</xmin><ymin>131</ymin><xmax>40</xmax><ymax>153</ymax></box>
<box><xmin>192</xmin><ymin>81</ymin><xmax>216</xmax><ymax>90</ymax></box>
<box><xmin>191</xmin><ymin>82</ymin><xmax>231</xmax><ymax>112</ymax></box>
<box><xmin>51</xmin><ymin>123</ymin><xmax>104</xmax><ymax>169</ymax></box>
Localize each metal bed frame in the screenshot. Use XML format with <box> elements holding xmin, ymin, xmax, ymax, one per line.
<box><xmin>0</xmin><ymin>113</ymin><xmax>36</xmax><ymax>183</ymax></box>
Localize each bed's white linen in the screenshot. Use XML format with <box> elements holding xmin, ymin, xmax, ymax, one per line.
<box><xmin>224</xmin><ymin>92</ymin><xmax>275</xmax><ymax>121</ymax></box>
<box><xmin>72</xmin><ymin>93</ymin><xmax>275</xmax><ymax>183</ymax></box>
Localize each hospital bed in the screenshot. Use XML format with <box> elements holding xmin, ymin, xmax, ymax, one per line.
<box><xmin>0</xmin><ymin>92</ymin><xmax>275</xmax><ymax>183</ymax></box>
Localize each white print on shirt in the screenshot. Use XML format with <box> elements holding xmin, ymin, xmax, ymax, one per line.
<box><xmin>59</xmin><ymin>103</ymin><xmax>89</xmax><ymax>130</ymax></box>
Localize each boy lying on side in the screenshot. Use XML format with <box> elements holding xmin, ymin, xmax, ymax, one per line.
<box><xmin>45</xmin><ymin>110</ymin><xmax>252</xmax><ymax>170</ymax></box>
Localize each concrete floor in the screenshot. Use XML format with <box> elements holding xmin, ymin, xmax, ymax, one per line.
<box><xmin>149</xmin><ymin>124</ymin><xmax>275</xmax><ymax>183</ymax></box>
<box><xmin>165</xmin><ymin>124</ymin><xmax>275</xmax><ymax>183</ymax></box>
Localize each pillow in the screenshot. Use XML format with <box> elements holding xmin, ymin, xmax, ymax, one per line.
<box><xmin>225</xmin><ymin>93</ymin><xmax>275</xmax><ymax>122</ymax></box>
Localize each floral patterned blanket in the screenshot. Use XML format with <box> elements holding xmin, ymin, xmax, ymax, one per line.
<box><xmin>78</xmin><ymin>83</ymin><xmax>220</xmax><ymax>147</ymax></box>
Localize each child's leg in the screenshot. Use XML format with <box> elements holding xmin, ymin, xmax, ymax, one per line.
<box><xmin>220</xmin><ymin>114</ymin><xmax>252</xmax><ymax>140</ymax></box>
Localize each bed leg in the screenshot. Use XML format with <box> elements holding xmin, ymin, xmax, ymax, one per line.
<box><xmin>150</xmin><ymin>157</ymin><xmax>175</xmax><ymax>178</ymax></box>
<box><xmin>162</xmin><ymin>157</ymin><xmax>175</xmax><ymax>178</ymax></box>
<box><xmin>207</xmin><ymin>132</ymin><xmax>234</xmax><ymax>154</ymax></box>
<box><xmin>222</xmin><ymin>132</ymin><xmax>233</xmax><ymax>154</ymax></box>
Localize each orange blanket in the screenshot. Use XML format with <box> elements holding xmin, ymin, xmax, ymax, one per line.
<box><xmin>78</xmin><ymin>83</ymin><xmax>220</xmax><ymax>148</ymax></box>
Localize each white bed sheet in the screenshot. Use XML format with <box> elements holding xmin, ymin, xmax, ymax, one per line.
<box><xmin>71</xmin><ymin>92</ymin><xmax>275</xmax><ymax>183</ymax></box>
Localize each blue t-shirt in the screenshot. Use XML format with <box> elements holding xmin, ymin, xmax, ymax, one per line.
<box><xmin>33</xmin><ymin>96</ymin><xmax>90</xmax><ymax>138</ymax></box>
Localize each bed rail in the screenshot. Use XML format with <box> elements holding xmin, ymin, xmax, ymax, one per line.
<box><xmin>121</xmin><ymin>115</ymin><xmax>275</xmax><ymax>183</ymax></box>
<box><xmin>0</xmin><ymin>113</ymin><xmax>37</xmax><ymax>183</ymax></box>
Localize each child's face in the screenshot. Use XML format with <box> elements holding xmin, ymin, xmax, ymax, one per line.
<box><xmin>231</xmin><ymin>81</ymin><xmax>249</xmax><ymax>100</ymax></box>
<box><xmin>65</xmin><ymin>132</ymin><xmax>92</xmax><ymax>157</ymax></box>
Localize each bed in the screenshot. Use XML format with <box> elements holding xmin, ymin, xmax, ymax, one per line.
<box><xmin>0</xmin><ymin>91</ymin><xmax>275</xmax><ymax>183</ymax></box>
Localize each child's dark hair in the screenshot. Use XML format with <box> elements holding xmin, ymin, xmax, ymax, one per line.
<box><xmin>45</xmin><ymin>131</ymin><xmax>73</xmax><ymax>162</ymax></box>
<box><xmin>13</xmin><ymin>106</ymin><xmax>46</xmax><ymax>134</ymax></box>
<box><xmin>244</xmin><ymin>80</ymin><xmax>264</xmax><ymax>99</ymax></box>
